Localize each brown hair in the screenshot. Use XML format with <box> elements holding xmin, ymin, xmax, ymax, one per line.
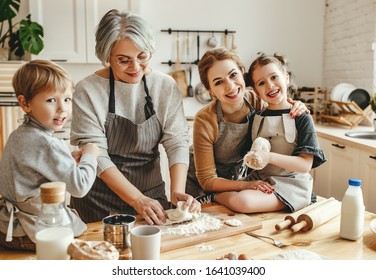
<box><xmin>12</xmin><ymin>60</ymin><xmax>74</xmax><ymax>102</ymax></box>
<box><xmin>198</xmin><ymin>47</ymin><xmax>245</xmax><ymax>91</ymax></box>
<box><xmin>246</xmin><ymin>53</ymin><xmax>296</xmax><ymax>94</ymax></box>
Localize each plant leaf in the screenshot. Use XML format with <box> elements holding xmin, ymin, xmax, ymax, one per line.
<box><xmin>18</xmin><ymin>18</ymin><xmax>44</xmax><ymax>55</ymax></box>
<box><xmin>0</xmin><ymin>0</ymin><xmax>20</xmax><ymax>22</ymax></box>
<box><xmin>8</xmin><ymin>31</ymin><xmax>24</xmax><ymax>57</ymax></box>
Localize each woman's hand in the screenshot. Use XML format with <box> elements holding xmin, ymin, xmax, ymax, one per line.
<box><xmin>132</xmin><ymin>195</ymin><xmax>167</xmax><ymax>225</ymax></box>
<box><xmin>243</xmin><ymin>180</ymin><xmax>274</xmax><ymax>194</ymax></box>
<box><xmin>172</xmin><ymin>192</ymin><xmax>201</xmax><ymax>214</ymax></box>
<box><xmin>287</xmin><ymin>98</ymin><xmax>310</xmax><ymax>118</ymax></box>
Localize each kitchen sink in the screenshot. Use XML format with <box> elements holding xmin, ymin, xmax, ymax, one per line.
<box><xmin>345</xmin><ymin>131</ymin><xmax>376</xmax><ymax>139</ymax></box>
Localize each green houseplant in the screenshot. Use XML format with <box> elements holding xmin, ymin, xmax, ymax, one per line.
<box><xmin>0</xmin><ymin>0</ymin><xmax>44</xmax><ymax>59</ymax></box>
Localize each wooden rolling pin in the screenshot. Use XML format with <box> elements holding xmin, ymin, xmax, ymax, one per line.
<box><xmin>275</xmin><ymin>197</ymin><xmax>333</xmax><ymax>230</ymax></box>
<box><xmin>291</xmin><ymin>198</ymin><xmax>341</xmax><ymax>232</ymax></box>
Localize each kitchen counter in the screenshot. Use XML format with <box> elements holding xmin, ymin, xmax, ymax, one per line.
<box><xmin>315</xmin><ymin>123</ymin><xmax>376</xmax><ymax>153</ymax></box>
<box><xmin>1</xmin><ymin>199</ymin><xmax>376</xmax><ymax>260</ymax></box>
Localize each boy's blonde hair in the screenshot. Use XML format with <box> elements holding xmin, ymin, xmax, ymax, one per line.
<box><xmin>12</xmin><ymin>60</ymin><xmax>74</xmax><ymax>102</ymax></box>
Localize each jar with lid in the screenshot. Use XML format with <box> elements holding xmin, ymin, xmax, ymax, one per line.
<box><xmin>340</xmin><ymin>178</ymin><xmax>365</xmax><ymax>240</ymax></box>
<box><xmin>35</xmin><ymin>182</ymin><xmax>74</xmax><ymax>260</ymax></box>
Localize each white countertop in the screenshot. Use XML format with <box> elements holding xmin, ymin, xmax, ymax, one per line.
<box><xmin>315</xmin><ymin>123</ymin><xmax>376</xmax><ymax>152</ymax></box>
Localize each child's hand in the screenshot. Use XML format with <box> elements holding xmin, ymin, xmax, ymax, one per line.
<box><xmin>71</xmin><ymin>148</ymin><xmax>83</xmax><ymax>164</ymax></box>
<box><xmin>82</xmin><ymin>143</ymin><xmax>100</xmax><ymax>158</ymax></box>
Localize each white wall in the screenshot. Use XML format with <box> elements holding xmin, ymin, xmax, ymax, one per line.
<box><xmin>19</xmin><ymin>0</ymin><xmax>325</xmax><ymax>89</ymax></box>
<box><xmin>323</xmin><ymin>0</ymin><xmax>376</xmax><ymax>94</ymax></box>
<box><xmin>140</xmin><ymin>0</ymin><xmax>325</xmax><ymax>88</ymax></box>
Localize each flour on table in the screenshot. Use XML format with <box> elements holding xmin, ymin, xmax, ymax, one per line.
<box><xmin>224</xmin><ymin>218</ymin><xmax>242</xmax><ymax>227</ymax></box>
<box><xmin>164</xmin><ymin>201</ymin><xmax>199</xmax><ymax>225</ymax></box>
<box><xmin>271</xmin><ymin>249</ymin><xmax>328</xmax><ymax>260</ymax></box>
<box><xmin>160</xmin><ymin>213</ymin><xmax>223</xmax><ymax>236</ymax></box>
<box><xmin>197</xmin><ymin>244</ymin><xmax>214</xmax><ymax>252</ymax></box>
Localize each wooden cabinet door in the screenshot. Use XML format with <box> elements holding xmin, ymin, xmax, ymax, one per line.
<box><xmin>30</xmin><ymin>0</ymin><xmax>87</xmax><ymax>62</ymax></box>
<box><xmin>358</xmin><ymin>150</ymin><xmax>376</xmax><ymax>213</ymax></box>
<box><xmin>314</xmin><ymin>137</ymin><xmax>360</xmax><ymax>201</ymax></box>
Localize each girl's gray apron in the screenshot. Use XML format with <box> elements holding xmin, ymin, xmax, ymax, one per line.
<box><xmin>71</xmin><ymin>69</ymin><xmax>168</xmax><ymax>223</ymax></box>
<box><xmin>186</xmin><ymin>98</ymin><xmax>252</xmax><ymax>197</ymax></box>
<box><xmin>248</xmin><ymin>113</ymin><xmax>312</xmax><ymax>212</ymax></box>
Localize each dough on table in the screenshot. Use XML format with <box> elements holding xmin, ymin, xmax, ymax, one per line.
<box><xmin>224</xmin><ymin>218</ymin><xmax>242</xmax><ymax>227</ymax></box>
<box><xmin>164</xmin><ymin>201</ymin><xmax>199</xmax><ymax>225</ymax></box>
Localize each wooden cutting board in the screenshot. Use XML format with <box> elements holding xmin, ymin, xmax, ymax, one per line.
<box><xmin>81</xmin><ymin>204</ymin><xmax>262</xmax><ymax>253</ymax></box>
<box><xmin>158</xmin><ymin>204</ymin><xmax>262</xmax><ymax>252</ymax></box>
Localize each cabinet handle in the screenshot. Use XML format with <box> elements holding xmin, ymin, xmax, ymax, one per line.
<box><xmin>51</xmin><ymin>59</ymin><xmax>68</xmax><ymax>62</ymax></box>
<box><xmin>369</xmin><ymin>155</ymin><xmax>376</xmax><ymax>160</ymax></box>
<box><xmin>331</xmin><ymin>143</ymin><xmax>345</xmax><ymax>149</ymax></box>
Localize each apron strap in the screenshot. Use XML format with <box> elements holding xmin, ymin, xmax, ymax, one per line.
<box><xmin>108</xmin><ymin>69</ymin><xmax>155</xmax><ymax>119</ymax></box>
<box><xmin>0</xmin><ymin>197</ymin><xmax>19</xmax><ymax>242</ymax></box>
<box><xmin>282</xmin><ymin>114</ymin><xmax>296</xmax><ymax>143</ymax></box>
<box><xmin>109</xmin><ymin>68</ymin><xmax>116</xmax><ymax>113</ymax></box>
<box><xmin>142</xmin><ymin>75</ymin><xmax>156</xmax><ymax>119</ymax></box>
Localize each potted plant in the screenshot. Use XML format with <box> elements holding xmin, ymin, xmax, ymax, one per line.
<box><xmin>370</xmin><ymin>94</ymin><xmax>376</xmax><ymax>130</ymax></box>
<box><xmin>0</xmin><ymin>0</ymin><xmax>44</xmax><ymax>60</ymax></box>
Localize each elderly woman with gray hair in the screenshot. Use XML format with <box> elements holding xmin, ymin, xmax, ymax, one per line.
<box><xmin>70</xmin><ymin>9</ymin><xmax>200</xmax><ymax>225</ymax></box>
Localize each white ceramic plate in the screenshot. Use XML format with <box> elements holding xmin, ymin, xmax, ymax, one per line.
<box><xmin>370</xmin><ymin>219</ymin><xmax>376</xmax><ymax>234</ymax></box>
<box><xmin>330</xmin><ymin>83</ymin><xmax>355</xmax><ymax>102</ymax></box>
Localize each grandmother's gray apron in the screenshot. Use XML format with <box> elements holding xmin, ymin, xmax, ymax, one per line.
<box><xmin>248</xmin><ymin>113</ymin><xmax>312</xmax><ymax>212</ymax></box>
<box><xmin>186</xmin><ymin>98</ymin><xmax>252</xmax><ymax>197</ymax></box>
<box><xmin>71</xmin><ymin>69</ymin><xmax>167</xmax><ymax>223</ymax></box>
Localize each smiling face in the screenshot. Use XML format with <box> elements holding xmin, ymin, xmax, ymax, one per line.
<box><xmin>18</xmin><ymin>88</ymin><xmax>73</xmax><ymax>131</ymax></box>
<box><xmin>207</xmin><ymin>59</ymin><xmax>246</xmax><ymax>113</ymax></box>
<box><xmin>109</xmin><ymin>38</ymin><xmax>150</xmax><ymax>84</ymax></box>
<box><xmin>252</xmin><ymin>62</ymin><xmax>290</xmax><ymax>110</ymax></box>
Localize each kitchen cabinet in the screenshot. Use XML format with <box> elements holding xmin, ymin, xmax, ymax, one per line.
<box><xmin>29</xmin><ymin>0</ymin><xmax>137</xmax><ymax>63</ymax></box>
<box><xmin>313</xmin><ymin>135</ymin><xmax>376</xmax><ymax>212</ymax></box>
<box><xmin>358</xmin><ymin>150</ymin><xmax>376</xmax><ymax>213</ymax></box>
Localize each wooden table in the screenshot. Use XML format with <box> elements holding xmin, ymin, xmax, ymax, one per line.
<box><xmin>1</xmin><ymin>201</ymin><xmax>376</xmax><ymax>260</ymax></box>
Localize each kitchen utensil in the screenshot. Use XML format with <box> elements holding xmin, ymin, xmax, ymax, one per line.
<box><xmin>347</xmin><ymin>88</ymin><xmax>370</xmax><ymax>110</ymax></box>
<box><xmin>194</xmin><ymin>33</ymin><xmax>200</xmax><ymax>65</ymax></box>
<box><xmin>186</xmin><ymin>33</ymin><xmax>194</xmax><ymax>97</ymax></box>
<box><xmin>170</xmin><ymin>32</ymin><xmax>188</xmax><ymax>96</ymax></box>
<box><xmin>102</xmin><ymin>214</ymin><xmax>136</xmax><ymax>252</ymax></box>
<box><xmin>207</xmin><ymin>32</ymin><xmax>217</xmax><ymax>48</ymax></box>
<box><xmin>223</xmin><ymin>32</ymin><xmax>228</xmax><ymax>49</ymax></box>
<box><xmin>230</xmin><ymin>33</ymin><xmax>237</xmax><ymax>52</ymax></box>
<box><xmin>195</xmin><ymin>82</ymin><xmax>212</xmax><ymax>104</ymax></box>
<box><xmin>275</xmin><ymin>197</ymin><xmax>333</xmax><ymax>230</ymax></box>
<box><xmin>245</xmin><ymin>232</ymin><xmax>286</xmax><ymax>248</ymax></box>
<box><xmin>291</xmin><ymin>198</ymin><xmax>341</xmax><ymax>232</ymax></box>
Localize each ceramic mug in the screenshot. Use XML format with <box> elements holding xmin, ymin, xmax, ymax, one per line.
<box><xmin>130</xmin><ymin>225</ymin><xmax>161</xmax><ymax>260</ymax></box>
<box><xmin>102</xmin><ymin>214</ymin><xmax>136</xmax><ymax>252</ymax></box>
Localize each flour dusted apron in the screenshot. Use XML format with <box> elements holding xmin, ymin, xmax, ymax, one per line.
<box><xmin>186</xmin><ymin>98</ymin><xmax>252</xmax><ymax>197</ymax></box>
<box><xmin>249</xmin><ymin>113</ymin><xmax>312</xmax><ymax>212</ymax></box>
<box><xmin>71</xmin><ymin>69</ymin><xmax>167</xmax><ymax>223</ymax></box>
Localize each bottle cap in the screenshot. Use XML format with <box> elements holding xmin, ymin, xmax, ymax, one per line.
<box><xmin>349</xmin><ymin>178</ymin><xmax>362</xmax><ymax>187</ymax></box>
<box><xmin>40</xmin><ymin>182</ymin><xmax>66</xmax><ymax>203</ymax></box>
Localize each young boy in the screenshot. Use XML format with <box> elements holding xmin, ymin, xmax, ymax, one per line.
<box><xmin>0</xmin><ymin>60</ymin><xmax>99</xmax><ymax>251</ymax></box>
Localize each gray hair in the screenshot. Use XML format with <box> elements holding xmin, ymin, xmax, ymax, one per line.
<box><xmin>95</xmin><ymin>9</ymin><xmax>156</xmax><ymax>65</ymax></box>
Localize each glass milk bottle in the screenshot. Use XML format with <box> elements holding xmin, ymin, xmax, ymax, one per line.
<box><xmin>35</xmin><ymin>182</ymin><xmax>74</xmax><ymax>260</ymax></box>
<box><xmin>340</xmin><ymin>178</ymin><xmax>365</xmax><ymax>240</ymax></box>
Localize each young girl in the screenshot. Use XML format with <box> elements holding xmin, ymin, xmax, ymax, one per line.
<box><xmin>214</xmin><ymin>53</ymin><xmax>326</xmax><ymax>213</ymax></box>
<box><xmin>188</xmin><ymin>48</ymin><xmax>312</xmax><ymax>213</ymax></box>
<box><xmin>0</xmin><ymin>60</ymin><xmax>99</xmax><ymax>251</ymax></box>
